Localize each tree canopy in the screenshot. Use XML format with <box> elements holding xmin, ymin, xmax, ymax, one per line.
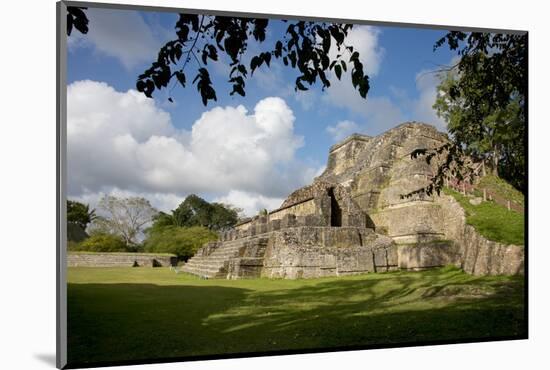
<box><xmin>92</xmin><ymin>195</ymin><xmax>159</xmax><ymax>246</ymax></box>
<box><xmin>67</xmin><ymin>200</ymin><xmax>96</xmax><ymax>230</ymax></box>
<box><xmin>150</xmin><ymin>194</ymin><xmax>241</xmax><ymax>232</ymax></box>
<box><xmin>143</xmin><ymin>226</ymin><xmax>218</xmax><ymax>260</ymax></box>
<box><xmin>66</xmin><ymin>7</ymin><xmax>371</xmax><ymax>106</ymax></box>
<box><xmin>408</xmin><ymin>31</ymin><xmax>527</xmax><ymax>197</ymax></box>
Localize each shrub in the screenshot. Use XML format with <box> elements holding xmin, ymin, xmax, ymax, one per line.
<box><xmin>143</xmin><ymin>226</ymin><xmax>217</xmax><ymax>260</ymax></box>
<box><xmin>67</xmin><ymin>222</ymin><xmax>89</xmax><ymax>242</ymax></box>
<box><xmin>72</xmin><ymin>233</ymin><xmax>128</xmax><ymax>252</ymax></box>
<box><xmin>67</xmin><ymin>240</ymin><xmax>81</xmax><ymax>251</ymax></box>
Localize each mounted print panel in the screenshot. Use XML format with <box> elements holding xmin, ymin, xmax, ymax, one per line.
<box><xmin>57</xmin><ymin>1</ymin><xmax>527</xmax><ymax>368</ymax></box>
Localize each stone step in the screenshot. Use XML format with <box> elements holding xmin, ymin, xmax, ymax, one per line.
<box><xmin>181</xmin><ymin>267</ymin><xmax>227</xmax><ymax>278</ymax></box>
<box><xmin>185</xmin><ymin>258</ymin><xmax>229</xmax><ymax>266</ymax></box>
<box><xmin>184</xmin><ymin>241</ymin><xmax>245</xmax><ymax>278</ymax></box>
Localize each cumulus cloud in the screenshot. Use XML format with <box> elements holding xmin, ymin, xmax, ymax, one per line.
<box><xmin>321</xmin><ymin>26</ymin><xmax>410</xmax><ymax>135</ymax></box>
<box><xmin>323</xmin><ymin>83</ymin><xmax>406</xmax><ymax>136</ymax></box>
<box><xmin>67</xmin><ymin>80</ymin><xmax>315</xmax><ymax>216</ymax></box>
<box><xmin>67</xmin><ymin>8</ymin><xmax>160</xmax><ymax>69</ymax></box>
<box><xmin>72</xmin><ymin>188</ymin><xmax>184</xmax><ymax>214</ymax></box>
<box><xmin>410</xmin><ymin>69</ymin><xmax>448</xmax><ymax>132</ymax></box>
<box><xmin>213</xmin><ymin>190</ymin><xmax>285</xmax><ymax>217</ymax></box>
<box><xmin>326</xmin><ymin>120</ymin><xmax>360</xmax><ymax>142</ymax></box>
<box><xmin>329</xmin><ymin>26</ymin><xmax>385</xmax><ymax>77</ymax></box>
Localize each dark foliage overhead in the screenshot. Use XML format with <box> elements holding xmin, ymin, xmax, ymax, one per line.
<box><xmin>66</xmin><ymin>8</ymin><xmax>371</xmax><ymax>106</ymax></box>
<box><xmin>66</xmin><ymin>6</ymin><xmax>89</xmax><ymax>36</ymax></box>
<box><xmin>136</xmin><ymin>14</ymin><xmax>370</xmax><ymax>105</ymax></box>
<box><xmin>404</xmin><ymin>31</ymin><xmax>527</xmax><ymax>197</ymax></box>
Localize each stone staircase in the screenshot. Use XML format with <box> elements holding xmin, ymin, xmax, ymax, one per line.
<box><xmin>182</xmin><ymin>240</ymin><xmax>244</xmax><ymax>278</ymax></box>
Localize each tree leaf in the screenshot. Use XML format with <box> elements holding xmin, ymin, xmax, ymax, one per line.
<box><xmin>341</xmin><ymin>60</ymin><xmax>347</xmax><ymax>72</ymax></box>
<box><xmin>175</xmin><ymin>71</ymin><xmax>186</xmax><ymax>87</ymax></box>
<box><xmin>334</xmin><ymin>64</ymin><xmax>342</xmax><ymax>80</ymax></box>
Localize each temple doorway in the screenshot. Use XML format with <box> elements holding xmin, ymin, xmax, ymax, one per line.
<box><xmin>328</xmin><ymin>187</ymin><xmax>342</xmax><ymax>227</ymax></box>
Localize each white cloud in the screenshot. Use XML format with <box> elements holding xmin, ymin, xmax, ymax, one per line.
<box><xmin>213</xmin><ymin>190</ymin><xmax>285</xmax><ymax>217</ymax></box>
<box><xmin>409</xmin><ymin>63</ymin><xmax>459</xmax><ymax>132</ymax></box>
<box><xmin>68</xmin><ymin>8</ymin><xmax>160</xmax><ymax>69</ymax></box>
<box><xmin>321</xmin><ymin>26</ymin><xmax>410</xmax><ymax>135</ymax></box>
<box><xmin>72</xmin><ymin>188</ymin><xmax>184</xmax><ymax>214</ymax></box>
<box><xmin>314</xmin><ymin>165</ymin><xmax>327</xmax><ymax>177</ymax></box>
<box><xmin>323</xmin><ymin>80</ymin><xmax>406</xmax><ymax>135</ymax></box>
<box><xmin>242</xmin><ymin>25</ymin><xmax>385</xmax><ymax>114</ymax></box>
<box><xmin>329</xmin><ymin>26</ymin><xmax>385</xmax><ymax>77</ymax></box>
<box><xmin>326</xmin><ymin>120</ymin><xmax>360</xmax><ymax>142</ymax></box>
<box><xmin>68</xmin><ymin>80</ymin><xmax>316</xmax><ymax>213</ymax></box>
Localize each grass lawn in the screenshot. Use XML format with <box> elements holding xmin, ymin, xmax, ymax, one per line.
<box><xmin>444</xmin><ymin>188</ymin><xmax>524</xmax><ymax>245</ymax></box>
<box><xmin>67</xmin><ymin>267</ymin><xmax>525</xmax><ymax>366</ymax></box>
<box><xmin>477</xmin><ymin>175</ymin><xmax>524</xmax><ymax>206</ymax></box>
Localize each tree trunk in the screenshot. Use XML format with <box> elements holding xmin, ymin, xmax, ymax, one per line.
<box><xmin>492</xmin><ymin>146</ymin><xmax>500</xmax><ymax>176</ymax></box>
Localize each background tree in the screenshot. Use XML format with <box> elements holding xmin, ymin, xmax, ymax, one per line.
<box><xmin>434</xmin><ymin>70</ymin><xmax>524</xmax><ymax>185</ymax></box>
<box><xmin>67</xmin><ymin>200</ymin><xmax>96</xmax><ymax>230</ymax></box>
<box><xmin>143</xmin><ymin>226</ymin><xmax>218</xmax><ymax>261</ymax></box>
<box><xmin>94</xmin><ymin>195</ymin><xmax>158</xmax><ymax>247</ymax></box>
<box><xmin>67</xmin><ymin>200</ymin><xmax>96</xmax><ymax>243</ymax></box>
<box><xmin>144</xmin><ymin>195</ymin><xmax>241</xmax><ymax>260</ymax></box>
<box><xmin>66</xmin><ymin>8</ymin><xmax>371</xmax><ymax>105</ymax></box>
<box><xmin>149</xmin><ymin>194</ymin><xmax>241</xmax><ymax>232</ymax></box>
<box><xmin>408</xmin><ymin>31</ymin><xmax>527</xmax><ymax>196</ymax></box>
<box><xmin>68</xmin><ymin>233</ymin><xmax>128</xmax><ymax>253</ymax></box>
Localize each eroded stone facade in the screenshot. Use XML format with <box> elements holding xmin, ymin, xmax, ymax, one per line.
<box><xmin>183</xmin><ymin>122</ymin><xmax>524</xmax><ymax>279</ymax></box>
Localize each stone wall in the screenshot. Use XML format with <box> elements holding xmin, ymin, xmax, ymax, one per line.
<box><xmin>269</xmin><ymin>198</ymin><xmax>316</xmax><ymax>221</ymax></box>
<box><xmin>436</xmin><ymin>194</ymin><xmax>524</xmax><ymax>275</ymax></box>
<box><xmin>319</xmin><ymin>123</ymin><xmax>450</xmax><ymax>241</ymax></box>
<box><xmin>226</xmin><ymin>226</ymin><xmax>397</xmax><ymax>279</ymax></box>
<box><xmin>326</xmin><ymin>134</ymin><xmax>372</xmax><ymax>177</ymax></box>
<box><xmin>232</xmin><ymin>182</ymin><xmax>369</xmax><ymax>239</ymax></box>
<box><xmin>67</xmin><ymin>252</ymin><xmax>177</xmax><ymax>267</ymax></box>
<box><xmin>397</xmin><ymin>241</ymin><xmax>460</xmax><ymax>270</ymax></box>
<box><xmin>370</xmin><ymin>201</ymin><xmax>446</xmax><ymax>243</ymax></box>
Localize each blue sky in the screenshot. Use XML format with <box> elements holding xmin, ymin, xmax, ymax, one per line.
<box><xmin>67</xmin><ymin>6</ymin><xmax>456</xmax><ymax>215</ymax></box>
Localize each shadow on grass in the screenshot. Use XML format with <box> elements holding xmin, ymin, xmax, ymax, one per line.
<box><xmin>67</xmin><ymin>270</ymin><xmax>525</xmax><ymax>367</ymax></box>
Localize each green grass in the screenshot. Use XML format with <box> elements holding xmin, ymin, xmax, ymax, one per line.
<box><xmin>444</xmin><ymin>188</ymin><xmax>524</xmax><ymax>245</ymax></box>
<box><xmin>478</xmin><ymin>175</ymin><xmax>524</xmax><ymax>206</ymax></box>
<box><xmin>67</xmin><ymin>267</ymin><xmax>525</xmax><ymax>366</ymax></box>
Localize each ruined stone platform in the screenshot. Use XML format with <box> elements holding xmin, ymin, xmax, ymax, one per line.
<box><xmin>183</xmin><ymin>122</ymin><xmax>524</xmax><ymax>279</ymax></box>
<box><xmin>184</xmin><ymin>226</ymin><xmax>397</xmax><ymax>279</ymax></box>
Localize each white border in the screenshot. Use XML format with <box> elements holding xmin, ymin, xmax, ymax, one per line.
<box><xmin>2</xmin><ymin>0</ymin><xmax>549</xmax><ymax>369</ymax></box>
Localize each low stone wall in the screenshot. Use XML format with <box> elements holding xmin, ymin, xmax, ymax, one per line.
<box><xmin>67</xmin><ymin>252</ymin><xmax>177</xmax><ymax>267</ymax></box>
<box><xmin>397</xmin><ymin>241</ymin><xmax>460</xmax><ymax>270</ymax></box>
<box><xmin>269</xmin><ymin>198</ymin><xmax>316</xmax><ymax>221</ymax></box>
<box><xmin>239</xmin><ymin>226</ymin><xmax>397</xmax><ymax>279</ymax></box>
<box><xmin>436</xmin><ymin>195</ymin><xmax>524</xmax><ymax>275</ymax></box>
<box><xmin>458</xmin><ymin>225</ymin><xmax>524</xmax><ymax>275</ymax></box>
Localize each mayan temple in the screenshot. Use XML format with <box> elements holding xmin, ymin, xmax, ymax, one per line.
<box><xmin>183</xmin><ymin>122</ymin><xmax>524</xmax><ymax>279</ymax></box>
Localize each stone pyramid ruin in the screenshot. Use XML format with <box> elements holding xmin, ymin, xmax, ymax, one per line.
<box><xmin>183</xmin><ymin>122</ymin><xmax>524</xmax><ymax>279</ymax></box>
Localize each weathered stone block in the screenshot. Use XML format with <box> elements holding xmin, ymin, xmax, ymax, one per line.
<box><xmin>269</xmin><ymin>219</ymin><xmax>281</xmax><ymax>231</ymax></box>
<box><xmin>304</xmin><ymin>214</ymin><xmax>323</xmax><ymax>226</ymax></box>
<box><xmin>280</xmin><ymin>214</ymin><xmax>297</xmax><ymax>228</ymax></box>
<box><xmin>373</xmin><ymin>248</ymin><xmax>388</xmax><ymax>268</ymax></box>
<box><xmin>397</xmin><ymin>241</ymin><xmax>459</xmax><ymax>270</ymax></box>
<box><xmin>256</xmin><ymin>223</ymin><xmax>268</xmax><ymax>235</ymax></box>
<box><xmin>258</xmin><ymin>215</ymin><xmax>268</xmax><ymax>224</ymax></box>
